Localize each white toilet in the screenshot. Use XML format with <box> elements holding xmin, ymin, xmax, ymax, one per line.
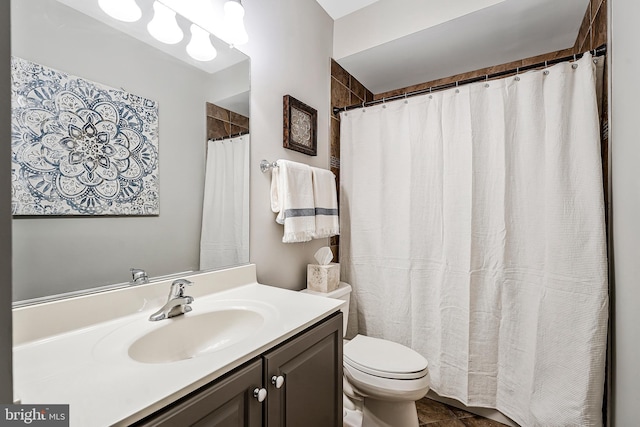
<box><xmin>303</xmin><ymin>282</ymin><xmax>430</xmax><ymax>427</ymax></box>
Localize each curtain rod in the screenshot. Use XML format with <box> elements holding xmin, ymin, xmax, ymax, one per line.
<box><xmin>208</xmin><ymin>131</ymin><xmax>249</xmax><ymax>142</ymax></box>
<box><xmin>333</xmin><ymin>44</ymin><xmax>607</xmax><ymax>115</ymax></box>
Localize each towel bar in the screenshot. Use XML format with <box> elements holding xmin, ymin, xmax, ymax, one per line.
<box><xmin>260</xmin><ymin>160</ymin><xmax>278</xmax><ymax>173</ymax></box>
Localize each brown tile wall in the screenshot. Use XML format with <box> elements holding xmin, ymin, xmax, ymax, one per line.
<box><xmin>575</xmin><ymin>0</ymin><xmax>608</xmax><ymax>54</ymax></box>
<box><xmin>330</xmin><ymin>59</ymin><xmax>374</xmax><ymax>260</ymax></box>
<box><xmin>206</xmin><ymin>102</ymin><xmax>249</xmax><ymax>141</ymax></box>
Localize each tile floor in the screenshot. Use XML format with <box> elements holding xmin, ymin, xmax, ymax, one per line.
<box><xmin>416</xmin><ymin>397</ymin><xmax>510</xmax><ymax>427</ymax></box>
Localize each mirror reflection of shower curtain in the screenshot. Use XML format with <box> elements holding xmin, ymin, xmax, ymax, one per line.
<box><xmin>340</xmin><ymin>54</ymin><xmax>607</xmax><ymax>426</ymax></box>
<box><xmin>200</xmin><ymin>134</ymin><xmax>249</xmax><ymax>270</ymax></box>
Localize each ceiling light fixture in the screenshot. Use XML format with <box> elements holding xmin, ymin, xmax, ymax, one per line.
<box><xmin>95</xmin><ymin>0</ymin><xmax>245</xmax><ymax>63</ymax></box>
<box><xmin>223</xmin><ymin>0</ymin><xmax>248</xmax><ymax>47</ymax></box>
<box><xmin>186</xmin><ymin>24</ymin><xmax>218</xmax><ymax>62</ymax></box>
<box><xmin>147</xmin><ymin>1</ymin><xmax>184</xmax><ymax>45</ymax></box>
<box><xmin>98</xmin><ymin>0</ymin><xmax>142</xmax><ymax>22</ymax></box>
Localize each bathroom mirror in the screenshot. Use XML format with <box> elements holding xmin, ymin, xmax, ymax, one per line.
<box><xmin>11</xmin><ymin>0</ymin><xmax>251</xmax><ymax>303</ymax></box>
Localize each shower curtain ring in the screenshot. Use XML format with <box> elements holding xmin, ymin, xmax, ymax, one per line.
<box><xmin>485</xmin><ymin>75</ymin><xmax>490</xmax><ymax>88</ymax></box>
<box><xmin>515</xmin><ymin>67</ymin><xmax>520</xmax><ymax>81</ymax></box>
<box><xmin>404</xmin><ymin>93</ymin><xmax>408</xmax><ymax>104</ymax></box>
<box><xmin>382</xmin><ymin>97</ymin><xmax>387</xmax><ymax>108</ymax></box>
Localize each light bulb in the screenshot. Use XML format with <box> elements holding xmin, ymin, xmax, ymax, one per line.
<box><xmin>224</xmin><ymin>0</ymin><xmax>245</xmax><ymax>19</ymax></box>
<box><xmin>223</xmin><ymin>0</ymin><xmax>248</xmax><ymax>46</ymax></box>
<box><xmin>186</xmin><ymin>25</ymin><xmax>217</xmax><ymax>62</ymax></box>
<box><xmin>147</xmin><ymin>1</ymin><xmax>183</xmax><ymax>45</ymax></box>
<box><xmin>98</xmin><ymin>0</ymin><xmax>142</xmax><ymax>22</ymax></box>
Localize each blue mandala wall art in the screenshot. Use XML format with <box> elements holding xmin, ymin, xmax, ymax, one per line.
<box><xmin>11</xmin><ymin>57</ymin><xmax>159</xmax><ymax>216</ymax></box>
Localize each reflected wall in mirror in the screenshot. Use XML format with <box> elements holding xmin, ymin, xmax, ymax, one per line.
<box><xmin>11</xmin><ymin>0</ymin><xmax>250</xmax><ymax>302</ymax></box>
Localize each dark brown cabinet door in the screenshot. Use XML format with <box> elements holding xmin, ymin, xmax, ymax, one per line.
<box><xmin>133</xmin><ymin>359</ymin><xmax>263</xmax><ymax>427</ymax></box>
<box><xmin>263</xmin><ymin>313</ymin><xmax>343</xmax><ymax>427</ymax></box>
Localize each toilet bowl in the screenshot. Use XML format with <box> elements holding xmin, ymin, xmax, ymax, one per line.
<box><xmin>302</xmin><ymin>283</ymin><xmax>430</xmax><ymax>427</ymax></box>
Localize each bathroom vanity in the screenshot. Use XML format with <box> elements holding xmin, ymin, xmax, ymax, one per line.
<box><xmin>12</xmin><ymin>265</ymin><xmax>343</xmax><ymax>426</ymax></box>
<box><xmin>133</xmin><ymin>313</ymin><xmax>342</xmax><ymax>426</ymax></box>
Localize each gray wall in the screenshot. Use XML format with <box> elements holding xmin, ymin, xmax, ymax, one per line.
<box><xmin>241</xmin><ymin>0</ymin><xmax>334</xmax><ymax>290</ymax></box>
<box><xmin>610</xmin><ymin>0</ymin><xmax>640</xmax><ymax>424</ymax></box>
<box><xmin>0</xmin><ymin>0</ymin><xmax>13</xmax><ymax>403</ymax></box>
<box><xmin>11</xmin><ymin>0</ymin><xmax>214</xmax><ymax>300</ymax></box>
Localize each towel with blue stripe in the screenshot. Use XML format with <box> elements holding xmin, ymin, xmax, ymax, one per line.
<box><xmin>270</xmin><ymin>160</ymin><xmax>339</xmax><ymax>243</ymax></box>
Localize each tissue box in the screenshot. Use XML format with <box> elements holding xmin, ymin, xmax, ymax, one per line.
<box><xmin>307</xmin><ymin>263</ymin><xmax>340</xmax><ymax>293</ymax></box>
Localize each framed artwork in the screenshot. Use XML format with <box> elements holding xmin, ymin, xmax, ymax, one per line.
<box><xmin>283</xmin><ymin>95</ymin><xmax>317</xmax><ymax>156</ymax></box>
<box><xmin>11</xmin><ymin>56</ymin><xmax>159</xmax><ymax>216</ymax></box>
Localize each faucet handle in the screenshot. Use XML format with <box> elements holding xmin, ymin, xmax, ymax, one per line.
<box><xmin>130</xmin><ymin>268</ymin><xmax>149</xmax><ymax>284</ymax></box>
<box><xmin>170</xmin><ymin>279</ymin><xmax>193</xmax><ymax>297</ymax></box>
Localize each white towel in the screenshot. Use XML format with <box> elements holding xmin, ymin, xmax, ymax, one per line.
<box><xmin>270</xmin><ymin>160</ymin><xmax>315</xmax><ymax>243</ymax></box>
<box><xmin>311</xmin><ymin>167</ymin><xmax>339</xmax><ymax>238</ymax></box>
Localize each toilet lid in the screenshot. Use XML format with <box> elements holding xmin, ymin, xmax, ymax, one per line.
<box><xmin>344</xmin><ymin>335</ymin><xmax>429</xmax><ymax>380</ymax></box>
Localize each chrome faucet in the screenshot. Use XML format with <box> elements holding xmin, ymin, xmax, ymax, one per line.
<box><xmin>149</xmin><ymin>279</ymin><xmax>194</xmax><ymax>321</ymax></box>
<box><xmin>130</xmin><ymin>268</ymin><xmax>149</xmax><ymax>285</ymax></box>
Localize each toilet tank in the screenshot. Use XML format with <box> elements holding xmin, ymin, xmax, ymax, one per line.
<box><xmin>301</xmin><ymin>282</ymin><xmax>351</xmax><ymax>337</ymax></box>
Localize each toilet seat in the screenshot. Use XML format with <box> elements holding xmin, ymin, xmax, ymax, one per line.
<box><xmin>344</xmin><ymin>335</ymin><xmax>429</xmax><ymax>380</ymax></box>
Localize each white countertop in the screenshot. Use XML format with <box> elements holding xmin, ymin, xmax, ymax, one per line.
<box><xmin>13</xmin><ymin>266</ymin><xmax>343</xmax><ymax>426</ymax></box>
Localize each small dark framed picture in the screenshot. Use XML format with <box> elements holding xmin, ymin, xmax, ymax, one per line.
<box><xmin>283</xmin><ymin>95</ymin><xmax>317</xmax><ymax>156</ymax></box>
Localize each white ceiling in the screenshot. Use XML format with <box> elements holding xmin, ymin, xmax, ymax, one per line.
<box><xmin>58</xmin><ymin>0</ymin><xmax>591</xmax><ymax>95</ymax></box>
<box><xmin>315</xmin><ymin>0</ymin><xmax>382</xmax><ymax>20</ymax></box>
<box><xmin>318</xmin><ymin>0</ymin><xmax>591</xmax><ymax>94</ymax></box>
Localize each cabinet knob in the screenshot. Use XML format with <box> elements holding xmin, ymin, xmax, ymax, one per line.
<box><xmin>253</xmin><ymin>387</ymin><xmax>267</xmax><ymax>402</ymax></box>
<box><xmin>271</xmin><ymin>375</ymin><xmax>285</xmax><ymax>389</ymax></box>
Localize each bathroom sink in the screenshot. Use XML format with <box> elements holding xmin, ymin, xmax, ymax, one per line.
<box><xmin>92</xmin><ymin>300</ymin><xmax>278</xmax><ymax>365</ymax></box>
<box><xmin>128</xmin><ymin>309</ymin><xmax>265</xmax><ymax>364</ymax></box>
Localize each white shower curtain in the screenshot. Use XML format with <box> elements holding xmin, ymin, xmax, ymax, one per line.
<box><xmin>340</xmin><ymin>54</ymin><xmax>608</xmax><ymax>426</ymax></box>
<box><xmin>200</xmin><ymin>134</ymin><xmax>249</xmax><ymax>270</ymax></box>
